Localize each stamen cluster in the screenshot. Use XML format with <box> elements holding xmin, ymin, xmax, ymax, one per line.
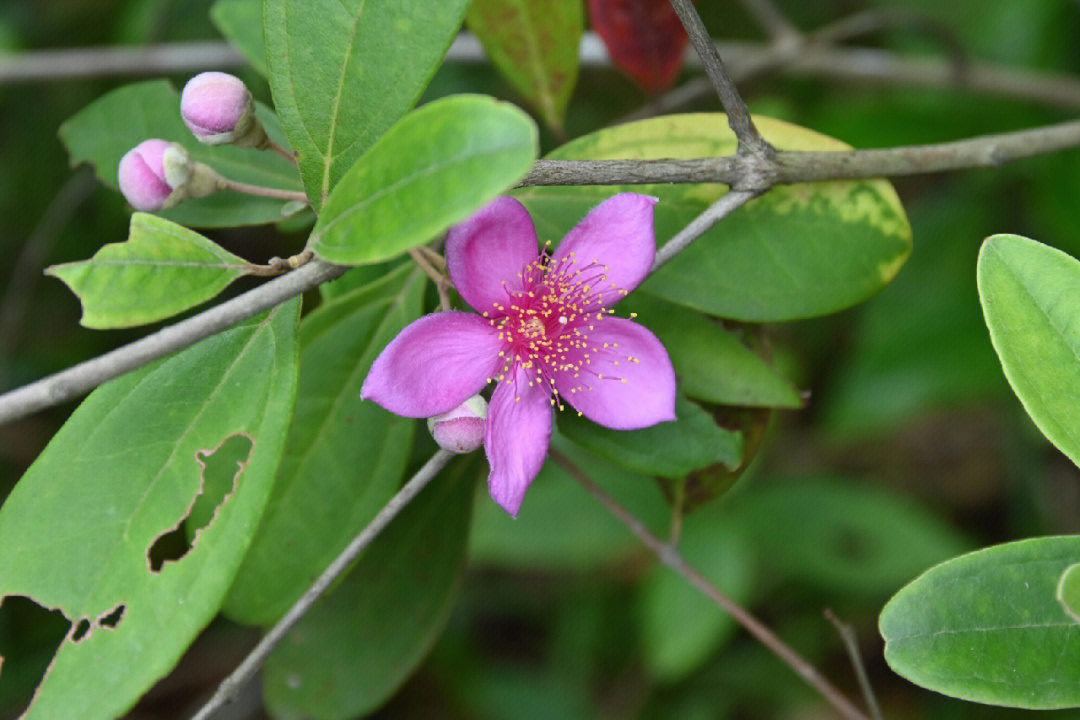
<box><xmin>485</xmin><ymin>247</ymin><xmax>638</xmax><ymax>410</ymax></box>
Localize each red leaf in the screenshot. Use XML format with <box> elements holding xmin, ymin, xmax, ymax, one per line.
<box><xmin>589</xmin><ymin>0</ymin><xmax>692</xmax><ymax>93</ymax></box>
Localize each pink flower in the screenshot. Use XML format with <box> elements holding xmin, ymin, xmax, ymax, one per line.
<box><xmin>362</xmin><ymin>194</ymin><xmax>677</xmax><ymax>516</ymax></box>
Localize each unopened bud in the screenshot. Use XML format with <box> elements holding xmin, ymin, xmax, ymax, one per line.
<box><xmin>181</xmin><ymin>72</ymin><xmax>267</xmax><ymax>148</ymax></box>
<box><xmin>427</xmin><ymin>395</ymin><xmax>487</xmax><ymax>454</ymax></box>
<box><xmin>118</xmin><ymin>139</ymin><xmax>182</xmax><ymax>211</ymax></box>
<box><xmin>118</xmin><ymin>140</ymin><xmax>224</xmax><ymax>212</ymax></box>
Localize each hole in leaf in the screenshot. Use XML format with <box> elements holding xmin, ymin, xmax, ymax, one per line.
<box><xmin>0</xmin><ymin>596</ymin><xmax>69</xmax><ymax>716</ymax></box>
<box><xmin>97</xmin><ymin>604</ymin><xmax>125</xmax><ymax>630</ymax></box>
<box><xmin>71</xmin><ymin>618</ymin><xmax>91</xmax><ymax>643</ymax></box>
<box><xmin>146</xmin><ymin>433</ymin><xmax>253</xmax><ymax>573</ymax></box>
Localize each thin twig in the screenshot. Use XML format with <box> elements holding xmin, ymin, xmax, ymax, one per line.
<box><xmin>245</xmin><ymin>250</ymin><xmax>314</xmax><ymax>277</ymax></box>
<box><xmin>220</xmin><ymin>178</ymin><xmax>308</xmax><ymax>203</ymax></box>
<box><xmin>737</xmin><ymin>0</ymin><xmax>800</xmax><ymax>40</ymax></box>
<box><xmin>667</xmin><ymin>0</ymin><xmax>772</xmax><ymax>158</ymax></box>
<box><xmin>189</xmin><ymin>449</ymin><xmax>454</xmax><ymax>720</ymax></box>
<box><xmin>408</xmin><ymin>248</ymin><xmax>452</xmax><ymax>311</ymax></box>
<box><xmin>550</xmin><ymin>449</ymin><xmax>870</xmax><ymax>720</ymax></box>
<box><xmin>4</xmin><ymin>114</ymin><xmax>1080</xmax><ymax>425</ymax></box>
<box><xmin>631</xmin><ymin>8</ymin><xmax>973</xmax><ymax>124</ymax></box>
<box><xmin>265</xmin><ymin>138</ymin><xmax>296</xmax><ymax>165</ymax></box>
<box><xmin>416</xmin><ymin>245</ymin><xmax>447</xmax><ymax>269</ymax></box>
<box><xmin>4</xmin><ymin>35</ymin><xmax>1080</xmax><ymax>113</ymax></box>
<box><xmin>824</xmin><ymin>610</ymin><xmax>885</xmax><ymax>720</ymax></box>
<box><xmin>653</xmin><ymin>190</ymin><xmax>760</xmax><ymax>268</ymax></box>
<box><xmin>0</xmin><ymin>259</ymin><xmax>347</xmax><ymax>423</ymax></box>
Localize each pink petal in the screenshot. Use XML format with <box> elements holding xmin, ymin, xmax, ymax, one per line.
<box><xmin>485</xmin><ymin>364</ymin><xmax>553</xmax><ymax>516</ymax></box>
<box><xmin>446</xmin><ymin>197</ymin><xmax>539</xmax><ymax>315</ymax></box>
<box><xmin>118</xmin><ymin>149</ymin><xmax>172</xmax><ymax>212</ymax></box>
<box><xmin>550</xmin><ymin>193</ymin><xmax>658</xmax><ymax>310</ymax></box>
<box><xmin>181</xmin><ymin>72</ymin><xmax>250</xmax><ymax>136</ymax></box>
<box><xmin>555</xmin><ymin>317</ymin><xmax>676</xmax><ymax>430</ymax></box>
<box><xmin>362</xmin><ymin>311</ymin><xmax>503</xmax><ymax>418</ymax></box>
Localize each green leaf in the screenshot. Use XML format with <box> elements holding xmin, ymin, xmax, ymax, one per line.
<box><xmin>466</xmin><ymin>0</ymin><xmax>582</xmax><ymax>132</ymax></box>
<box><xmin>0</xmin><ymin>301</ymin><xmax>300</xmax><ymax>720</ymax></box>
<box><xmin>558</xmin><ymin>395</ymin><xmax>741</xmax><ymax>478</ymax></box>
<box><xmin>224</xmin><ymin>265</ymin><xmax>425</xmax><ymax>625</ymax></box>
<box><xmin>262</xmin><ymin>457</ymin><xmax>477</xmax><ymax>720</ymax></box>
<box><xmin>1058</xmin><ymin>562</ymin><xmax>1080</xmax><ymax>624</ymax></box>
<box><xmin>59</xmin><ymin>80</ymin><xmax>301</xmax><ymax>227</ymax></box>
<box><xmin>311</xmin><ymin>95</ymin><xmax>538</xmax><ymax>265</ymax></box>
<box><xmin>880</xmin><ymin>536</ymin><xmax>1080</xmax><ymax>709</ymax></box>
<box><xmin>318</xmin><ymin>258</ymin><xmax>407</xmax><ymax>302</ymax></box>
<box><xmin>263</xmin><ymin>0</ymin><xmax>471</xmax><ymax>208</ymax></box>
<box><xmin>732</xmin><ymin>476</ymin><xmax>970</xmax><ymax>597</ymax></box>
<box><xmin>210</xmin><ymin>0</ymin><xmax>266</xmax><ymax>75</ymax></box>
<box><xmin>469</xmin><ymin>436</ymin><xmax>669</xmax><ymax>569</ymax></box>
<box><xmin>514</xmin><ymin>114</ymin><xmax>912</xmax><ymax>321</ymax></box>
<box><xmin>978</xmin><ymin>234</ymin><xmax>1080</xmax><ymax>466</ymax></box>
<box><xmin>623</xmin><ymin>293</ymin><xmax>802</xmax><ymax>408</ymax></box>
<box><xmin>46</xmin><ymin>213</ymin><xmax>249</xmax><ymax>329</ymax></box>
<box><xmin>638</xmin><ymin>517</ymin><xmax>754</xmax><ymax>682</ymax></box>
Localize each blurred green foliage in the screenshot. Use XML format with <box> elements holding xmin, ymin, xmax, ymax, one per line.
<box><xmin>4</xmin><ymin>0</ymin><xmax>1080</xmax><ymax>718</ymax></box>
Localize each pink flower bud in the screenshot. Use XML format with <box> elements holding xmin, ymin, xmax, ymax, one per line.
<box><xmin>117</xmin><ymin>139</ymin><xmax>179</xmax><ymax>211</ymax></box>
<box><xmin>180</xmin><ymin>72</ymin><xmax>255</xmax><ymax>146</ymax></box>
<box><xmin>427</xmin><ymin>395</ymin><xmax>487</xmax><ymax>454</ymax></box>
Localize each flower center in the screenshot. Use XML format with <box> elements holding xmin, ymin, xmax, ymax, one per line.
<box><xmin>484</xmin><ymin>249</ymin><xmax>633</xmax><ymax>409</ymax></box>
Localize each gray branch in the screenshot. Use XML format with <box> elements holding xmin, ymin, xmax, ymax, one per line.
<box><xmin>668</xmin><ymin>0</ymin><xmax>772</xmax><ymax>156</ymax></box>
<box><xmin>4</xmin><ymin>35</ymin><xmax>1080</xmax><ymax>115</ymax></box>
<box><xmin>0</xmin><ymin>259</ymin><xmax>346</xmax><ymax>425</ymax></box>
<box><xmin>189</xmin><ymin>449</ymin><xmax>454</xmax><ymax>720</ymax></box>
<box><xmin>654</xmin><ymin>190</ymin><xmax>761</xmax><ymax>268</ymax></box>
<box><xmin>2</xmin><ymin>115</ymin><xmax>1079</xmax><ymax>427</ymax></box>
<box><xmin>522</xmin><ymin>118</ymin><xmax>1080</xmax><ymax>188</ymax></box>
<box><xmin>736</xmin><ymin>0</ymin><xmax>801</xmax><ymax>40</ymax></box>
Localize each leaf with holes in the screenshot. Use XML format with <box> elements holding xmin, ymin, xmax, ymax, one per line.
<box><xmin>731</xmin><ymin>476</ymin><xmax>970</xmax><ymax>597</ymax></box>
<box><xmin>46</xmin><ymin>213</ymin><xmax>250</xmax><ymax>329</ymax></box>
<box><xmin>558</xmin><ymin>395</ymin><xmax>741</xmax><ymax>478</ymax></box>
<box><xmin>224</xmin><ymin>265</ymin><xmax>425</xmax><ymax>625</ymax></box>
<box><xmin>0</xmin><ymin>300</ymin><xmax>299</xmax><ymax>720</ymax></box>
<box><xmin>589</xmin><ymin>0</ymin><xmax>691</xmax><ymax>92</ymax></box>
<box><xmin>515</xmin><ymin>114</ymin><xmax>912</xmax><ymax>321</ymax></box>
<box><xmin>310</xmin><ymin>95</ymin><xmax>538</xmax><ymax>265</ymax></box>
<box><xmin>211</xmin><ymin>0</ymin><xmax>266</xmax><ymax>75</ymax></box>
<box><xmin>466</xmin><ymin>0</ymin><xmax>582</xmax><ymax>131</ymax></box>
<box><xmin>881</xmin><ymin>536</ymin><xmax>1080</xmax><ymax>708</ymax></box>
<box><xmin>262</xmin><ymin>457</ymin><xmax>477</xmax><ymax>720</ymax></box>
<box><xmin>60</xmin><ymin>80</ymin><xmax>300</xmax><ymax>227</ymax></box>
<box><xmin>263</xmin><ymin>0</ymin><xmax>471</xmax><ymax>208</ymax></box>
<box><xmin>978</xmin><ymin>234</ymin><xmax>1080</xmax><ymax>467</ymax></box>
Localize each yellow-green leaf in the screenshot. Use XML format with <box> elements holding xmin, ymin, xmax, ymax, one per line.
<box><xmin>514</xmin><ymin>114</ymin><xmax>912</xmax><ymax>321</ymax></box>
<box><xmin>47</xmin><ymin>213</ymin><xmax>249</xmax><ymax>329</ymax></box>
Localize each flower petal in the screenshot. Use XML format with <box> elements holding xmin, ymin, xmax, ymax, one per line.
<box><xmin>446</xmin><ymin>197</ymin><xmax>540</xmax><ymax>315</ymax></box>
<box><xmin>550</xmin><ymin>193</ymin><xmax>658</xmax><ymax>309</ymax></box>
<box><xmin>485</xmin><ymin>364</ymin><xmax>553</xmax><ymax>516</ymax></box>
<box><xmin>362</xmin><ymin>311</ymin><xmax>503</xmax><ymax>418</ymax></box>
<box><xmin>555</xmin><ymin>317</ymin><xmax>676</xmax><ymax>430</ymax></box>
